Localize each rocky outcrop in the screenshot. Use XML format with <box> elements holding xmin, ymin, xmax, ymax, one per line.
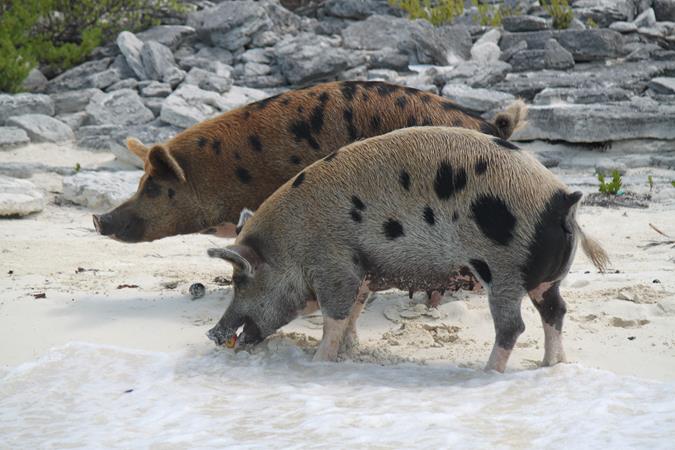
<box><xmin>0</xmin><ymin>175</ymin><xmax>45</xmax><ymax>216</ymax></box>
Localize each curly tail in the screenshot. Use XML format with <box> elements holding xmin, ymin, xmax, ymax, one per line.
<box><xmin>493</xmin><ymin>99</ymin><xmax>528</xmax><ymax>140</ymax></box>
<box><xmin>576</xmin><ymin>224</ymin><xmax>610</xmax><ymax>272</ymax></box>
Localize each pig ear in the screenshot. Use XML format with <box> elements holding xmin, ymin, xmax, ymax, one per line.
<box><xmin>208</xmin><ymin>245</ymin><xmax>263</xmax><ymax>277</ymax></box>
<box><xmin>126</xmin><ymin>137</ymin><xmax>149</xmax><ymax>159</ymax></box>
<box><xmin>235</xmin><ymin>208</ymin><xmax>255</xmax><ymax>235</ymax></box>
<box><xmin>148</xmin><ymin>145</ymin><xmax>187</xmax><ymax>183</ymax></box>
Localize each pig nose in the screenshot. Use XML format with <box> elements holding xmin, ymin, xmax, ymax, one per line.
<box><xmin>92</xmin><ymin>213</ymin><xmax>111</xmax><ymax>235</ymax></box>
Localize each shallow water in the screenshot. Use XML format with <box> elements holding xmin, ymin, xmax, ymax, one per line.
<box><xmin>1</xmin><ymin>341</ymin><xmax>674</xmax><ymax>449</ymax></box>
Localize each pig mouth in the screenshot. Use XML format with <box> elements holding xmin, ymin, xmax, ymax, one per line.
<box><xmin>207</xmin><ymin>318</ymin><xmax>264</xmax><ymax>349</ymax></box>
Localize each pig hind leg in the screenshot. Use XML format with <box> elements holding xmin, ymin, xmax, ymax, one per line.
<box><xmin>485</xmin><ymin>282</ymin><xmax>526</xmax><ymax>373</ymax></box>
<box><xmin>340</xmin><ymin>279</ymin><xmax>371</xmax><ymax>354</ymax></box>
<box><xmin>529</xmin><ymin>281</ymin><xmax>567</xmax><ymax>366</ymax></box>
<box><xmin>313</xmin><ymin>273</ymin><xmax>361</xmax><ymax>362</ymax></box>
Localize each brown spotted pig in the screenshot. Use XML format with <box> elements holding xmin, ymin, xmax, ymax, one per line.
<box><xmin>206</xmin><ymin>127</ymin><xmax>608</xmax><ymax>373</ymax></box>
<box><xmin>93</xmin><ymin>81</ymin><xmax>526</xmax><ymax>242</ymax></box>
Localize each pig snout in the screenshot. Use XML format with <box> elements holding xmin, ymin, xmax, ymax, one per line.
<box><xmin>207</xmin><ymin>325</ymin><xmax>234</xmax><ymax>346</ymax></box>
<box><xmin>92</xmin><ymin>210</ymin><xmax>146</xmax><ymax>242</ymax></box>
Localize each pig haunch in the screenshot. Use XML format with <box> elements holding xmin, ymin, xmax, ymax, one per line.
<box><xmin>207</xmin><ymin>127</ymin><xmax>608</xmax><ymax>372</ymax></box>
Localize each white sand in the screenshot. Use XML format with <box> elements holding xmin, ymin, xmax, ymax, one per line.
<box><xmin>1</xmin><ymin>160</ymin><xmax>674</xmax><ymax>381</ymax></box>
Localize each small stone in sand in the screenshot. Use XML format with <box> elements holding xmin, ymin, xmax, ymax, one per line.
<box><xmin>189</xmin><ymin>282</ymin><xmax>205</xmax><ymax>299</ymax></box>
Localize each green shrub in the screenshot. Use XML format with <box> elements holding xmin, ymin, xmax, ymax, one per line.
<box><xmin>389</xmin><ymin>0</ymin><xmax>464</xmax><ymax>26</ymax></box>
<box><xmin>542</xmin><ymin>0</ymin><xmax>574</xmax><ymax>30</ymax></box>
<box><xmin>586</xmin><ymin>17</ymin><xmax>598</xmax><ymax>28</ymax></box>
<box><xmin>472</xmin><ymin>0</ymin><xmax>520</xmax><ymax>26</ymax></box>
<box><xmin>598</xmin><ymin>170</ymin><xmax>623</xmax><ymax>195</ymax></box>
<box><xmin>0</xmin><ymin>0</ymin><xmax>185</xmax><ymax>93</ymax></box>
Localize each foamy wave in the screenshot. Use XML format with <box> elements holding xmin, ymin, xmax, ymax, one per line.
<box><xmin>1</xmin><ymin>342</ymin><xmax>674</xmax><ymax>449</ymax></box>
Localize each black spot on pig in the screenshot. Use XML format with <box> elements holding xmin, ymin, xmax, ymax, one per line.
<box><xmin>289</xmin><ymin>155</ymin><xmax>301</xmax><ymax>165</ymax></box>
<box><xmin>168</xmin><ymin>188</ymin><xmax>175</xmax><ymax>199</ymax></box>
<box><xmin>212</xmin><ymin>139</ymin><xmax>221</xmax><ymax>155</ymax></box>
<box><xmin>234</xmin><ymin>151</ymin><xmax>241</xmax><ymax>161</ymax></box>
<box><xmin>350</xmin><ymin>210</ymin><xmax>362</xmax><ymax>223</ymax></box>
<box><xmin>235</xmin><ymin>167</ymin><xmax>252</xmax><ymax>184</ymax></box>
<box><xmin>376</xmin><ymin>83</ymin><xmax>397</xmax><ymax>96</ymax></box>
<box><xmin>351</xmin><ymin>195</ymin><xmax>366</xmax><ymax>211</ymax></box>
<box><xmin>396</xmin><ymin>96</ymin><xmax>408</xmax><ymax>109</ymax></box>
<box><xmin>422</xmin><ymin>117</ymin><xmax>433</xmax><ymax>126</ymax></box>
<box><xmin>144</xmin><ymin>176</ymin><xmax>161</xmax><ymax>198</ymax></box>
<box><xmin>343</xmin><ymin>108</ymin><xmax>358</xmax><ymax>141</ymax></box>
<box><xmin>371</xmin><ymin>116</ymin><xmax>381</xmax><ymax>131</ymax></box>
<box><xmin>455</xmin><ymin>168</ymin><xmax>467</xmax><ymax>192</ymax></box>
<box><xmin>434</xmin><ymin>161</ymin><xmax>466</xmax><ymax>199</ymax></box>
<box><xmin>383</xmin><ymin>219</ymin><xmax>404</xmax><ymax>240</ymax></box>
<box><xmin>421</xmin><ymin>94</ymin><xmax>432</xmax><ymax>103</ymax></box>
<box><xmin>341</xmin><ymin>82</ymin><xmax>358</xmax><ymax>101</ymax></box>
<box><xmin>399</xmin><ymin>170</ymin><xmax>411</xmax><ymax>191</ymax></box>
<box><xmin>407</xmin><ymin>115</ymin><xmax>417</xmax><ymax>127</ymax></box>
<box><xmin>297</xmin><ymin>106</ymin><xmax>304</xmax><ymax>113</ymax></box>
<box><xmin>310</xmin><ymin>104</ymin><xmax>325</xmax><ymax>133</ymax></box>
<box><xmin>475</xmin><ymin>159</ymin><xmax>488</xmax><ymax>175</ymax></box>
<box><xmin>423</xmin><ymin>206</ymin><xmax>435</xmax><ymax>225</ymax></box>
<box><xmin>197</xmin><ymin>136</ymin><xmax>207</xmax><ymax>149</ymax></box>
<box><xmin>471</xmin><ymin>195</ymin><xmax>516</xmax><ymax>246</ymax></box>
<box><xmin>319</xmin><ymin>92</ymin><xmax>330</xmax><ymax>104</ymax></box>
<box><xmin>480</xmin><ymin>121</ymin><xmax>500</xmax><ymax>138</ymax></box>
<box><xmin>249</xmin><ymin>134</ymin><xmax>263</xmax><ymax>152</ymax></box>
<box><xmin>452</xmin><ymin>211</ymin><xmax>459</xmax><ymax>222</ymax></box>
<box><xmin>470</xmin><ymin>259</ymin><xmax>492</xmax><ymax>284</ymax></box>
<box><xmin>522</xmin><ymin>190</ymin><xmax>579</xmax><ymax>290</ymax></box>
<box><xmin>281</xmin><ymin>98</ymin><xmax>290</xmax><ymax>106</ymax></box>
<box><xmin>292</xmin><ymin>172</ymin><xmax>305</xmax><ymax>188</ymax></box>
<box><xmin>530</xmin><ymin>282</ymin><xmax>566</xmax><ymax>330</ymax></box>
<box><xmin>493</xmin><ymin>137</ymin><xmax>519</xmax><ymax>150</ymax></box>
<box><xmin>290</xmin><ymin>120</ymin><xmax>320</xmax><ymax>150</ymax></box>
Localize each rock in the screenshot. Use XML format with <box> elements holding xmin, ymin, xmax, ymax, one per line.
<box><xmin>86</xmin><ymin>68</ymin><xmax>121</xmax><ymax>91</ymax></box>
<box><xmin>143</xmin><ymin>97</ymin><xmax>163</xmax><ymax>116</ymax></box>
<box><xmin>46</xmin><ymin>58</ymin><xmax>113</xmax><ymax>93</ymax></box>
<box><xmin>534</xmin><ymin>87</ymin><xmax>632</xmax><ymax>105</ymax></box>
<box><xmin>220</xmin><ymin>85</ymin><xmax>269</xmax><ymax>110</ymax></box>
<box><xmin>471</xmin><ymin>42</ymin><xmax>501</xmax><ymax>65</ymax></box>
<box><xmin>414</xmin><ymin>25</ymin><xmax>472</xmax><ymax>65</ymax></box>
<box><xmin>499</xmin><ymin>30</ymin><xmax>554</xmax><ymax>52</ymax></box>
<box><xmin>21</xmin><ymin>69</ymin><xmax>48</xmax><ymax>93</ymax></box>
<box><xmin>62</xmin><ymin>171</ymin><xmax>142</xmax><ymax>210</ymax></box>
<box><xmin>86</xmin><ymin>89</ymin><xmax>154</xmax><ymax>127</ymax></box>
<box><xmin>324</xmin><ymin>0</ymin><xmax>394</xmax><ymax>19</ymax></box>
<box><xmin>6</xmin><ymin>114</ymin><xmax>74</xmax><ymax>143</ymax></box>
<box><xmin>633</xmin><ymin>8</ymin><xmax>657</xmax><ymax>27</ymax></box>
<box><xmin>368</xmin><ymin>48</ymin><xmax>410</xmax><ymax>70</ymax></box>
<box><xmin>556</xmin><ymin>29</ymin><xmax>625</xmax><ymax>62</ymax></box>
<box><xmin>109</xmin><ymin>121</ymin><xmax>181</xmax><ymax>168</ymax></box>
<box><xmin>339</xmin><ymin>65</ymin><xmax>368</xmax><ymax>81</ymax></box>
<box><xmin>76</xmin><ymin>125</ymin><xmax>122</xmax><ymax>150</ymax></box>
<box><xmin>137</xmin><ymin>25</ymin><xmax>196</xmax><ymax>50</ymax></box>
<box><xmin>568</xmin><ymin>18</ymin><xmax>587</xmax><ymax>30</ymax></box>
<box><xmin>243</xmin><ymin>62</ymin><xmax>271</xmax><ymax>77</ymax></box>
<box><xmin>544</xmin><ymin>39</ymin><xmax>575</xmax><ymax>70</ymax></box>
<box><xmin>368</xmin><ymin>69</ymin><xmax>400</xmax><ymax>81</ymax></box>
<box><xmin>117</xmin><ymin>31</ymin><xmax>147</xmax><ymax>80</ymax></box>
<box><xmin>0</xmin><ymin>94</ymin><xmax>54</xmax><ymax>124</ymax></box>
<box><xmin>654</xmin><ymin>0</ymin><xmax>675</xmax><ymax>21</ymax></box>
<box><xmin>0</xmin><ymin>127</ymin><xmax>30</xmax><ymax>148</ymax></box>
<box><xmin>502</xmin><ymin>15</ymin><xmax>549</xmax><ymax>32</ymax></box>
<box><xmin>572</xmin><ymin>0</ymin><xmax>639</xmax><ymax>27</ymax></box>
<box><xmin>276</xmin><ymin>34</ymin><xmax>362</xmax><ymax>84</ymax></box>
<box><xmin>0</xmin><ymin>175</ymin><xmax>45</xmax><ymax>216</ymax></box>
<box><xmin>160</xmin><ymin>84</ymin><xmax>230</xmax><ymax>128</ymax></box>
<box><xmin>56</xmin><ymin>112</ymin><xmax>88</xmax><ymax>131</ymax></box>
<box><xmin>610</xmin><ymin>21</ymin><xmax>638</xmax><ymax>33</ymax></box>
<box><xmin>106</xmin><ymin>79</ymin><xmax>139</xmax><ymax>92</ymax></box>
<box><xmin>140</xmin><ymin>81</ymin><xmax>173</xmax><ymax>97</ymax></box>
<box><xmin>509</xmin><ymin>39</ymin><xmax>575</xmax><ymax>72</ymax></box>
<box><xmin>111</xmin><ymin>54</ymin><xmax>137</xmax><ymax>80</ymax></box>
<box><xmin>141</xmin><ymin>41</ymin><xmax>185</xmax><ymax>86</ymax></box>
<box><xmin>184</xmin><ymin>47</ymin><xmax>234</xmax><ymax>68</ymax></box>
<box><xmin>184</xmin><ymin>67</ymin><xmax>232</xmax><ymax>93</ymax></box>
<box><xmin>50</xmin><ymin>88</ymin><xmax>103</xmax><ymax>115</ymax></box>
<box><xmin>648</xmin><ymin>77</ymin><xmax>675</xmax><ymax>94</ymax></box>
<box><xmin>595</xmin><ymin>159</ymin><xmax>628</xmax><ymax>176</ymax></box>
<box><xmin>241</xmin><ymin>48</ymin><xmax>272</xmax><ymax>64</ymax></box>
<box><xmin>188</xmin><ymin>1</ymin><xmax>271</xmax><ymax>51</ymax></box>
<box><xmin>500</xmin><ymin>40</ymin><xmax>528</xmax><ymax>62</ymax></box>
<box><xmin>189</xmin><ymin>283</ymin><xmax>206</xmax><ymax>300</ymax></box>
<box><xmin>441</xmin><ymin>84</ymin><xmax>515</xmax><ymax>113</ymax></box>
<box><xmin>475</xmin><ymin>28</ymin><xmax>501</xmax><ymax>46</ymax></box>
<box><xmin>514</xmin><ymin>102</ymin><xmax>675</xmax><ymax>142</ymax></box>
<box><xmin>433</xmin><ymin>60</ymin><xmax>512</xmax><ymax>89</ymax></box>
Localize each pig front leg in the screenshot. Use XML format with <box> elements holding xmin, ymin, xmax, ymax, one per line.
<box><xmin>529</xmin><ymin>281</ymin><xmax>567</xmax><ymax>366</ymax></box>
<box><xmin>485</xmin><ymin>282</ymin><xmax>526</xmax><ymax>373</ymax></box>
<box><xmin>312</xmin><ymin>273</ymin><xmax>361</xmax><ymax>362</ymax></box>
<box><xmin>340</xmin><ymin>280</ymin><xmax>371</xmax><ymax>354</ymax></box>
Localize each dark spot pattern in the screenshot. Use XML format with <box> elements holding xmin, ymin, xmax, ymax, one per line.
<box><xmin>371</xmin><ymin>116</ymin><xmax>381</xmax><ymax>131</ymax></box>
<box><xmin>297</xmin><ymin>106</ymin><xmax>304</xmax><ymax>113</ymax></box>
<box><xmin>421</xmin><ymin>94</ymin><xmax>432</xmax><ymax>103</ymax></box>
<box><xmin>341</xmin><ymin>82</ymin><xmax>358</xmax><ymax>101</ymax></box>
<box><xmin>292</xmin><ymin>172</ymin><xmax>305</xmax><ymax>188</ymax></box>
<box><xmin>452</xmin><ymin>119</ymin><xmax>462</xmax><ymax>127</ymax></box>
<box><xmin>197</xmin><ymin>137</ymin><xmax>207</xmax><ymax>149</ymax></box>
<box><xmin>396</xmin><ymin>96</ymin><xmax>408</xmax><ymax>109</ymax></box>
<box><xmin>290</xmin><ymin>120</ymin><xmax>320</xmax><ymax>150</ymax></box>
<box><xmin>403</xmin><ymin>86</ymin><xmax>418</xmax><ymax>95</ymax></box>
<box><xmin>433</xmin><ymin>161</ymin><xmax>467</xmax><ymax>200</ymax></box>
<box><xmin>256</xmin><ymin>94</ymin><xmax>281</xmax><ymax>110</ymax></box>
<box><xmin>351</xmin><ymin>196</ymin><xmax>365</xmax><ymax>211</ymax></box>
<box><xmin>362</xmin><ymin>91</ymin><xmax>369</xmax><ymax>102</ymax></box>
<box><xmin>423</xmin><ymin>206</ymin><xmax>435</xmax><ymax>225</ymax></box>
<box><xmin>522</xmin><ymin>190</ymin><xmax>581</xmax><ymax>290</ymax></box>
<box><xmin>531</xmin><ymin>282</ymin><xmax>566</xmax><ymax>331</ymax></box>
<box><xmin>343</xmin><ymin>108</ymin><xmax>358</xmax><ymax>141</ymax></box>
<box><xmin>475</xmin><ymin>159</ymin><xmax>488</xmax><ymax>175</ymax></box>
<box><xmin>399</xmin><ymin>170</ymin><xmax>410</xmax><ymax>191</ymax></box>
<box><xmin>235</xmin><ymin>167</ymin><xmax>252</xmax><ymax>184</ymax></box>
<box><xmin>310</xmin><ymin>104</ymin><xmax>325</xmax><ymax>133</ymax></box>
<box><xmin>422</xmin><ymin>117</ymin><xmax>433</xmax><ymax>126</ymax></box>
<box><xmin>452</xmin><ymin>211</ymin><xmax>459</xmax><ymax>222</ymax></box>
<box><xmin>469</xmin><ymin>259</ymin><xmax>492</xmax><ymax>284</ymax></box>
<box><xmin>479</xmin><ymin>121</ymin><xmax>500</xmax><ymax>138</ymax></box>
<box><xmin>383</xmin><ymin>219</ymin><xmax>404</xmax><ymax>240</ymax></box>
<box><xmin>211</xmin><ymin>139</ymin><xmax>221</xmax><ymax>155</ymax></box>
<box><xmin>289</xmin><ymin>155</ymin><xmax>301</xmax><ymax>165</ymax></box>
<box><xmin>144</xmin><ymin>177</ymin><xmax>161</xmax><ymax>198</ymax></box>
<box><xmin>249</xmin><ymin>134</ymin><xmax>263</xmax><ymax>152</ymax></box>
<box><xmin>319</xmin><ymin>92</ymin><xmax>330</xmax><ymax>104</ymax></box>
<box><xmin>493</xmin><ymin>137</ymin><xmax>520</xmax><ymax>150</ymax></box>
<box><xmin>281</xmin><ymin>98</ymin><xmax>290</xmax><ymax>106</ymax></box>
<box><xmin>375</xmin><ymin>83</ymin><xmax>397</xmax><ymax>96</ymax></box>
<box><xmin>350</xmin><ymin>210</ymin><xmax>362</xmax><ymax>223</ymax></box>
<box><xmin>234</xmin><ymin>152</ymin><xmax>241</xmax><ymax>160</ymax></box>
<box><xmin>471</xmin><ymin>195</ymin><xmax>516</xmax><ymax>246</ymax></box>
<box><xmin>407</xmin><ymin>115</ymin><xmax>417</xmax><ymax>127</ymax></box>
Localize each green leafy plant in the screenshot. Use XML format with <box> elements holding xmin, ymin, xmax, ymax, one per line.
<box><xmin>389</xmin><ymin>0</ymin><xmax>464</xmax><ymax>26</ymax></box>
<box><xmin>472</xmin><ymin>0</ymin><xmax>520</xmax><ymax>26</ymax></box>
<box><xmin>671</xmin><ymin>180</ymin><xmax>675</xmax><ymax>188</ymax></box>
<box><xmin>542</xmin><ymin>0</ymin><xmax>574</xmax><ymax>30</ymax></box>
<box><xmin>585</xmin><ymin>17</ymin><xmax>598</xmax><ymax>28</ymax></box>
<box><xmin>598</xmin><ymin>170</ymin><xmax>623</xmax><ymax>195</ymax></box>
<box><xmin>0</xmin><ymin>0</ymin><xmax>185</xmax><ymax>93</ymax></box>
<box><xmin>74</xmin><ymin>162</ymin><xmax>81</xmax><ymax>172</ymax></box>
<box><xmin>648</xmin><ymin>175</ymin><xmax>653</xmax><ymax>192</ymax></box>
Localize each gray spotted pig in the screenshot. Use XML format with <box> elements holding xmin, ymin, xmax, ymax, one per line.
<box><xmin>207</xmin><ymin>127</ymin><xmax>608</xmax><ymax>372</ymax></box>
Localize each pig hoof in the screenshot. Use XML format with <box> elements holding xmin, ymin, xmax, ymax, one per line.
<box><xmin>340</xmin><ymin>332</ymin><xmax>359</xmax><ymax>354</ymax></box>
